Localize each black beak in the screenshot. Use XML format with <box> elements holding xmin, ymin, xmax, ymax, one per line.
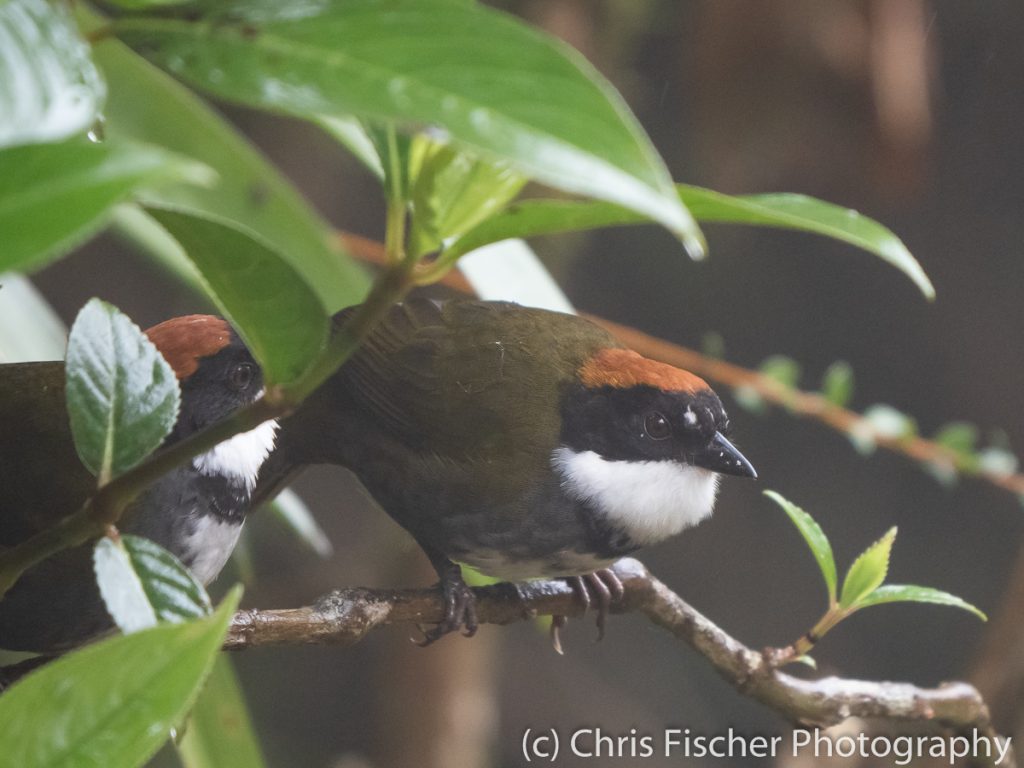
<box><xmin>693</xmin><ymin>432</ymin><xmax>757</xmax><ymax>478</ymax></box>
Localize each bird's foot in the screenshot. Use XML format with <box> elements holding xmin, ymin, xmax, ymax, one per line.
<box><xmin>550</xmin><ymin>568</ymin><xmax>625</xmax><ymax>653</ymax></box>
<box><xmin>415</xmin><ymin>562</ymin><xmax>478</xmax><ymax>646</ymax></box>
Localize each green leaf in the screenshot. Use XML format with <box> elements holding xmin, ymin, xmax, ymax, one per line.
<box><xmin>123</xmin><ymin>534</ymin><xmax>212</xmax><ymax>623</ymax></box>
<box><xmin>760</xmin><ymin>355</ymin><xmax>801</xmax><ymax>389</ymax></box>
<box><xmin>821</xmin><ymin>361</ymin><xmax>854</xmax><ymax>408</ymax></box>
<box><xmin>407</xmin><ymin>137</ymin><xmax>526</xmax><ymax>258</ymax></box>
<box><xmin>933</xmin><ymin>422</ymin><xmax>978</xmax><ymax>464</ymax></box>
<box><xmin>857</xmin><ymin>584</ymin><xmax>987</xmax><ymax>621</ymax></box>
<box><xmin>0</xmin><ymin>138</ymin><xmax>210</xmax><ymax>275</ymax></box>
<box><xmin>0</xmin><ymin>273</ymin><xmax>68</xmax><ymax>362</ymax></box>
<box><xmin>0</xmin><ymin>587</ymin><xmax>241</xmax><ymax>768</ymax></box>
<box><xmin>267</xmin><ymin>488</ymin><xmax>333</xmax><ymax>559</ymax></box>
<box><xmin>317</xmin><ymin>116</ymin><xmax>385</xmax><ymax>180</ymax></box>
<box><xmin>92</xmin><ymin>38</ymin><xmax>369</xmax><ymax>313</ymax></box>
<box><xmin>65</xmin><ymin>299</ymin><xmax>181</xmax><ymax>484</ymax></box>
<box><xmin>177</xmin><ymin>656</ymin><xmax>267</xmax><ymax>768</ymax></box>
<box><xmin>112</xmin><ymin>0</ymin><xmax>702</xmax><ymax>254</ymax></box>
<box><xmin>840</xmin><ymin>527</ymin><xmax>897</xmax><ymax>609</ymax></box>
<box><xmin>442</xmin><ymin>185</ymin><xmax>933</xmax><ymax>298</ymax></box>
<box><xmin>95</xmin><ymin>536</ymin><xmax>159</xmax><ymax>634</ymax></box>
<box><xmin>977</xmin><ymin>447</ymin><xmax>1019</xmax><ymax>478</ymax></box>
<box><xmin>679</xmin><ymin>187</ymin><xmax>934</xmax><ymax>299</ymax></box>
<box><xmin>147</xmin><ymin>208</ymin><xmax>330</xmax><ymax>386</ymax></box>
<box><xmin>0</xmin><ymin>0</ymin><xmax>106</xmax><ymax>148</ymax></box>
<box><xmin>765</xmin><ymin>490</ymin><xmax>837</xmax><ymax>604</ymax></box>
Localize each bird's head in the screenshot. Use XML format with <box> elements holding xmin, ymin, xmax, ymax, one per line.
<box><xmin>145</xmin><ymin>315</ymin><xmax>275</xmax><ymax>491</ymax></box>
<box><xmin>554</xmin><ymin>347</ymin><xmax>756</xmax><ymax>547</ymax></box>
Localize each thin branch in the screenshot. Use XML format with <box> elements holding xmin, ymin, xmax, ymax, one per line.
<box><xmin>338</xmin><ymin>231</ymin><xmax>1024</xmax><ymax>499</ymax></box>
<box><xmin>225</xmin><ymin>558</ymin><xmax>1010</xmax><ymax>766</ymax></box>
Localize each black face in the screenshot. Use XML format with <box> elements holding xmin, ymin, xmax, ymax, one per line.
<box><xmin>560</xmin><ymin>384</ymin><xmax>732</xmax><ymax>465</ymax></box>
<box><xmin>174</xmin><ymin>334</ymin><xmax>264</xmax><ymax>439</ymax></box>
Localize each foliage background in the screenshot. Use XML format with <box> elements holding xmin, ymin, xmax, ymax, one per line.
<box><xmin>17</xmin><ymin>1</ymin><xmax>1023</xmax><ymax>766</ymax></box>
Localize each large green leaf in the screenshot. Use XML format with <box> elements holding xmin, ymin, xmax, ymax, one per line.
<box><xmin>177</xmin><ymin>656</ymin><xmax>267</xmax><ymax>768</ymax></box>
<box><xmin>65</xmin><ymin>299</ymin><xmax>181</xmax><ymax>485</ymax></box>
<box><xmin>0</xmin><ymin>138</ymin><xmax>208</xmax><ymax>275</ymax></box>
<box><xmin>148</xmin><ymin>209</ymin><xmax>329</xmax><ymax>386</ymax></box>
<box><xmin>92</xmin><ymin>38</ymin><xmax>369</xmax><ymax>313</ymax></box>
<box><xmin>0</xmin><ymin>0</ymin><xmax>105</xmax><ymax>148</ymax></box>
<box><xmin>765</xmin><ymin>490</ymin><xmax>837</xmax><ymax>604</ymax></box>
<box><xmin>0</xmin><ymin>273</ymin><xmax>68</xmax><ymax>362</ymax></box>
<box><xmin>0</xmin><ymin>587</ymin><xmax>241</xmax><ymax>768</ymax></box>
<box><xmin>112</xmin><ymin>0</ymin><xmax>702</xmax><ymax>255</ymax></box>
<box><xmin>839</xmin><ymin>527</ymin><xmax>897</xmax><ymax>609</ymax></box>
<box><xmin>443</xmin><ymin>185</ymin><xmax>934</xmax><ymax>299</ymax></box>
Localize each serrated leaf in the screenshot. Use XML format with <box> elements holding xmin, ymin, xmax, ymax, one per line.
<box><xmin>113</xmin><ymin>0</ymin><xmax>702</xmax><ymax>254</ymax></box>
<box><xmin>0</xmin><ymin>138</ymin><xmax>211</xmax><ymax>275</ymax></box>
<box><xmin>441</xmin><ymin>184</ymin><xmax>933</xmax><ymax>297</ymax></box>
<box><xmin>760</xmin><ymin>355</ymin><xmax>801</xmax><ymax>389</ymax></box>
<box><xmin>840</xmin><ymin>527</ymin><xmax>897</xmax><ymax>609</ymax></box>
<box><xmin>147</xmin><ymin>208</ymin><xmax>329</xmax><ymax>386</ymax></box>
<box><xmin>92</xmin><ymin>37</ymin><xmax>370</xmax><ymax>313</ymax></box>
<box><xmin>0</xmin><ymin>0</ymin><xmax>106</xmax><ymax>148</ymax></box>
<box><xmin>66</xmin><ymin>299</ymin><xmax>181</xmax><ymax>484</ymax></box>
<box><xmin>821</xmin><ymin>361</ymin><xmax>854</xmax><ymax>407</ymax></box>
<box><xmin>95</xmin><ymin>535</ymin><xmax>159</xmax><ymax>634</ymax></box>
<box><xmin>0</xmin><ymin>587</ymin><xmax>241</xmax><ymax>768</ymax></box>
<box><xmin>268</xmin><ymin>489</ymin><xmax>333</xmax><ymax>559</ymax></box>
<box><xmin>177</xmin><ymin>656</ymin><xmax>267</xmax><ymax>768</ymax></box>
<box><xmin>856</xmin><ymin>584</ymin><xmax>986</xmax><ymax>621</ymax></box>
<box><xmin>123</xmin><ymin>534</ymin><xmax>212</xmax><ymax>622</ymax></box>
<box><xmin>765</xmin><ymin>490</ymin><xmax>837</xmax><ymax>603</ymax></box>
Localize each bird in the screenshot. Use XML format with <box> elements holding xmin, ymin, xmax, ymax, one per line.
<box><xmin>0</xmin><ymin>315</ymin><xmax>276</xmax><ymax>654</ymax></box>
<box><xmin>258</xmin><ymin>298</ymin><xmax>756</xmax><ymax>646</ymax></box>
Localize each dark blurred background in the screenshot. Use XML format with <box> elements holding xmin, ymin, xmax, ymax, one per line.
<box><xmin>28</xmin><ymin>1</ymin><xmax>1024</xmax><ymax>766</ymax></box>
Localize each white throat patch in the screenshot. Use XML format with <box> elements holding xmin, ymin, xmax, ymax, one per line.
<box><xmin>552</xmin><ymin>446</ymin><xmax>719</xmax><ymax>547</ymax></box>
<box><xmin>193</xmin><ymin>419</ymin><xmax>278</xmax><ymax>493</ymax></box>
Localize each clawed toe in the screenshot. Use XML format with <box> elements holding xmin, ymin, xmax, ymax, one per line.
<box><xmin>415</xmin><ymin>562</ymin><xmax>478</xmax><ymax>646</ymax></box>
<box><xmin>551</xmin><ymin>567</ymin><xmax>625</xmax><ymax>651</ymax></box>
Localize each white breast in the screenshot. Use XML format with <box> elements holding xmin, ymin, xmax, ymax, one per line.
<box><xmin>193</xmin><ymin>419</ymin><xmax>278</xmax><ymax>493</ymax></box>
<box><xmin>552</xmin><ymin>446</ymin><xmax>719</xmax><ymax>547</ymax></box>
<box><xmin>178</xmin><ymin>515</ymin><xmax>245</xmax><ymax>585</ymax></box>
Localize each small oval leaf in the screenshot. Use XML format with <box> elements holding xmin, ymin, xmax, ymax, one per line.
<box><xmin>147</xmin><ymin>208</ymin><xmax>330</xmax><ymax>386</ymax></box>
<box><xmin>856</xmin><ymin>584</ymin><xmax>986</xmax><ymax>621</ymax></box>
<box><xmin>123</xmin><ymin>534</ymin><xmax>212</xmax><ymax>622</ymax></box>
<box><xmin>765</xmin><ymin>490</ymin><xmax>837</xmax><ymax>604</ymax></box>
<box><xmin>821</xmin><ymin>361</ymin><xmax>854</xmax><ymax>408</ymax></box>
<box><xmin>66</xmin><ymin>299</ymin><xmax>181</xmax><ymax>484</ymax></box>
<box><xmin>840</xmin><ymin>527</ymin><xmax>897</xmax><ymax>609</ymax></box>
<box><xmin>0</xmin><ymin>587</ymin><xmax>241</xmax><ymax>768</ymax></box>
<box><xmin>95</xmin><ymin>535</ymin><xmax>159</xmax><ymax>634</ymax></box>
<box><xmin>0</xmin><ymin>0</ymin><xmax>106</xmax><ymax>148</ymax></box>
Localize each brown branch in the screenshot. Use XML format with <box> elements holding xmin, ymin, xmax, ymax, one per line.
<box><xmin>225</xmin><ymin>558</ymin><xmax>1010</xmax><ymax>765</ymax></box>
<box><xmin>338</xmin><ymin>231</ymin><xmax>1024</xmax><ymax>499</ymax></box>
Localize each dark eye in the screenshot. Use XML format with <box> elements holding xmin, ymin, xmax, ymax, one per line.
<box><xmin>228</xmin><ymin>362</ymin><xmax>255</xmax><ymax>391</ymax></box>
<box><xmin>643</xmin><ymin>411</ymin><xmax>671</xmax><ymax>440</ymax></box>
